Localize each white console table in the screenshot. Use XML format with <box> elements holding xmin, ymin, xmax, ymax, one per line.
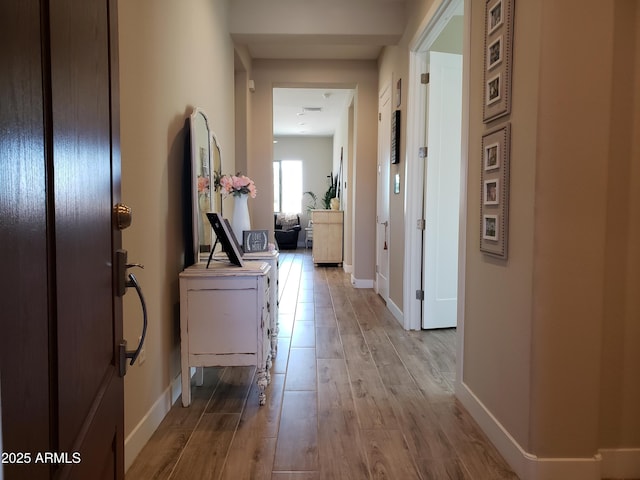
<box><xmin>214</xmin><ymin>249</ymin><xmax>279</xmax><ymax>358</ymax></box>
<box><xmin>243</xmin><ymin>250</ymin><xmax>279</xmax><ymax>358</ymax></box>
<box><xmin>179</xmin><ymin>260</ymin><xmax>272</xmax><ymax>406</ymax></box>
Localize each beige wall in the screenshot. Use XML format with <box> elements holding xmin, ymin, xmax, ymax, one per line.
<box><xmin>378</xmin><ymin>45</ymin><xmax>407</xmax><ymax>311</ymax></box>
<box><xmin>116</xmin><ymin>0</ymin><xmax>640</xmax><ymax>473</ymax></box>
<box><xmin>466</xmin><ymin>0</ymin><xmax>640</xmax><ymax>460</ymax></box>
<box><xmin>599</xmin><ymin>0</ymin><xmax>640</xmax><ymax>450</ymax></box>
<box><xmin>430</xmin><ymin>14</ymin><xmax>463</xmax><ymax>54</ymax></box>
<box><xmin>467</xmin><ymin>0</ymin><xmax>640</xmax><ymax>463</ymax></box>
<box><xmin>464</xmin><ymin>0</ymin><xmax>539</xmax><ymax>451</ymax></box>
<box><xmin>379</xmin><ymin>0</ymin><xmax>535</xmax><ymax>450</ymax></box>
<box><xmin>273</xmin><ymin>136</ymin><xmax>333</xmax><ymax>232</ymax></box>
<box><xmin>333</xmin><ymin>98</ymin><xmax>353</xmax><ymax>267</ymax></box>
<box><xmin>118</xmin><ymin>0</ymin><xmax>236</xmax><ymax>468</ymax></box>
<box><xmin>530</xmin><ymin>0</ymin><xmax>614</xmax><ymax>457</ymax></box>
<box><xmin>382</xmin><ymin>0</ymin><xmax>640</xmax><ymax>466</ymax></box>
<box><xmin>376</xmin><ymin>7</ymin><xmax>463</xmax><ymax>324</ymax></box>
<box><xmin>248</xmin><ymin>59</ymin><xmax>378</xmax><ymax>283</ymax></box>
<box><xmin>333</xmin><ymin>97</ymin><xmax>351</xmax><ymax>208</ymax></box>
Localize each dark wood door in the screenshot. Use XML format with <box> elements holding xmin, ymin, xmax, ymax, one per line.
<box><xmin>0</xmin><ymin>0</ymin><xmax>124</xmax><ymax>479</ymax></box>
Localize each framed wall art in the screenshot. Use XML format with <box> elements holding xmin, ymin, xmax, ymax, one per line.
<box><xmin>480</xmin><ymin>123</ymin><xmax>511</xmax><ymax>258</ymax></box>
<box><xmin>482</xmin><ymin>0</ymin><xmax>514</xmax><ymax>123</ymax></box>
<box><xmin>391</xmin><ymin>109</ymin><xmax>401</xmax><ymax>164</ymax></box>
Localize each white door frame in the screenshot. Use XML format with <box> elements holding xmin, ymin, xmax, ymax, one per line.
<box><xmin>402</xmin><ymin>0</ymin><xmax>470</xmax><ymax>379</ymax></box>
<box><xmin>422</xmin><ymin>51</ymin><xmax>463</xmax><ymax>329</ymax></box>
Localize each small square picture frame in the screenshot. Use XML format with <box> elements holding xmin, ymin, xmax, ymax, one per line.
<box><xmin>487</xmin><ymin>0</ymin><xmax>503</xmax><ymax>35</ymax></box>
<box><xmin>486</xmin><ymin>73</ymin><xmax>502</xmax><ymax>106</ymax></box>
<box><xmin>483</xmin><ymin>215</ymin><xmax>499</xmax><ymax>241</ymax></box>
<box><xmin>484</xmin><ymin>142</ymin><xmax>500</xmax><ymax>170</ymax></box>
<box><xmin>484</xmin><ymin>179</ymin><xmax>499</xmax><ymax>205</ymax></box>
<box><xmin>487</xmin><ymin>35</ymin><xmax>503</xmax><ymax>70</ymax></box>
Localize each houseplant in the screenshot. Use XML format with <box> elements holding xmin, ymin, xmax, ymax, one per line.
<box><xmin>303</xmin><ymin>191</ymin><xmax>318</xmax><ymax>213</ymax></box>
<box><xmin>321</xmin><ymin>174</ymin><xmax>338</xmax><ymax>209</ymax></box>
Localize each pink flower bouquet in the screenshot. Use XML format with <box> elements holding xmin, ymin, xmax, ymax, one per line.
<box><xmin>215</xmin><ymin>173</ymin><xmax>257</xmax><ymax>198</ymax></box>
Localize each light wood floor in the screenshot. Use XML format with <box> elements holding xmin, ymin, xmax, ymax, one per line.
<box><xmin>127</xmin><ymin>250</ymin><xmax>519</xmax><ymax>479</ymax></box>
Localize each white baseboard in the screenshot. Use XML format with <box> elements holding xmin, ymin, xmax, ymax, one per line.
<box><xmin>456</xmin><ymin>380</ymin><xmax>602</xmax><ymax>480</ymax></box>
<box><xmin>386</xmin><ymin>297</ymin><xmax>404</xmax><ymax>326</ymax></box>
<box><xmin>124</xmin><ymin>373</ymin><xmax>183</xmax><ymax>472</ymax></box>
<box><xmin>600</xmin><ymin>448</ymin><xmax>640</xmax><ymax>479</ymax></box>
<box><xmin>342</xmin><ymin>263</ymin><xmax>353</xmax><ymax>274</ymax></box>
<box><xmin>350</xmin><ymin>274</ymin><xmax>374</xmax><ymax>289</ymax></box>
<box><xmin>527</xmin><ymin>456</ymin><xmax>601</xmax><ymax>480</ymax></box>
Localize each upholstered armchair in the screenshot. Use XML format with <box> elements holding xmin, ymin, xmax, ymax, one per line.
<box><xmin>274</xmin><ymin>213</ymin><xmax>301</xmax><ymax>249</ymax></box>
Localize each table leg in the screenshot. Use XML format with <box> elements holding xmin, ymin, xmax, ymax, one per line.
<box><xmin>257</xmin><ymin>368</ymin><xmax>268</xmax><ymax>405</ymax></box>
<box><xmin>181</xmin><ymin>361</ymin><xmax>191</xmax><ymax>407</ymax></box>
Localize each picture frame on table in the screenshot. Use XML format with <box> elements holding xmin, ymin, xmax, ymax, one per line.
<box><xmin>243</xmin><ymin>230</ymin><xmax>269</xmax><ymax>253</ymax></box>
<box><xmin>483</xmin><ymin>0</ymin><xmax>514</xmax><ymax>123</ymax></box>
<box><xmin>206</xmin><ymin>213</ymin><xmax>244</xmax><ymax>267</ymax></box>
<box><xmin>480</xmin><ymin>123</ymin><xmax>511</xmax><ymax>258</ymax></box>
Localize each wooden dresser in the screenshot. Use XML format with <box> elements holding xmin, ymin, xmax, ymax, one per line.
<box><xmin>179</xmin><ymin>260</ymin><xmax>272</xmax><ymax>406</ymax></box>
<box><xmin>311</xmin><ymin>209</ymin><xmax>344</xmax><ymax>265</ymax></box>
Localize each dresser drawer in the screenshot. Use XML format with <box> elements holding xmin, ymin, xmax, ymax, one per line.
<box><xmin>186</xmin><ymin>289</ymin><xmax>258</xmax><ymax>354</ymax></box>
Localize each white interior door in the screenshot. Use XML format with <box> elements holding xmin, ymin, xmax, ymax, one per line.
<box><xmin>422</xmin><ymin>51</ymin><xmax>463</xmax><ymax>329</ymax></box>
<box><xmin>376</xmin><ymin>85</ymin><xmax>391</xmax><ymax>301</ymax></box>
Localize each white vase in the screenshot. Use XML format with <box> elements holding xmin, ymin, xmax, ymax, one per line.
<box><xmin>231</xmin><ymin>194</ymin><xmax>251</xmax><ymax>241</ymax></box>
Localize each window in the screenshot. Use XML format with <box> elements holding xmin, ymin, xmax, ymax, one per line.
<box><xmin>273</xmin><ymin>160</ymin><xmax>302</xmax><ymax>213</ymax></box>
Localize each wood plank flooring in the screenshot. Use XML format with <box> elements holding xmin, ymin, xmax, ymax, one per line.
<box><xmin>127</xmin><ymin>251</ymin><xmax>518</xmax><ymax>480</ymax></box>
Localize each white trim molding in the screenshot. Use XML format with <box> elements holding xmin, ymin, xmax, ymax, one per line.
<box><xmin>457</xmin><ymin>380</ymin><xmax>606</xmax><ymax>480</ymax></box>
<box><xmin>403</xmin><ymin>0</ymin><xmax>466</xmax><ymax>332</ymax></box>
<box><xmin>403</xmin><ymin>49</ymin><xmax>428</xmax><ymax>331</ymax></box>
<box><xmin>350</xmin><ymin>274</ymin><xmax>374</xmax><ymax>289</ymax></box>
<box><xmin>386</xmin><ymin>297</ymin><xmax>404</xmax><ymax>326</ymax></box>
<box><xmin>599</xmin><ymin>448</ymin><xmax>640</xmax><ymax>479</ymax></box>
<box><xmin>124</xmin><ymin>373</ymin><xmax>183</xmax><ymax>472</ymax></box>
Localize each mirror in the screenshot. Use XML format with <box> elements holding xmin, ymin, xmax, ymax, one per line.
<box><xmin>190</xmin><ymin>107</ymin><xmax>222</xmax><ymax>262</ymax></box>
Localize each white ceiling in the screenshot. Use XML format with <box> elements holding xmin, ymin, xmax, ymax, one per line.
<box><xmin>273</xmin><ymin>88</ymin><xmax>354</xmax><ymax>137</ymax></box>
<box><xmin>230</xmin><ymin>0</ymin><xmax>408</xmax><ymax>61</ymax></box>
<box><xmin>230</xmin><ymin>0</ymin><xmax>406</xmax><ymax>137</ymax></box>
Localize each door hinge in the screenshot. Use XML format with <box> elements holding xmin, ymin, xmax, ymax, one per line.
<box><xmin>416</xmin><ymin>289</ymin><xmax>424</xmax><ymax>301</ymax></box>
<box><xmin>375</xmin><ymin>265</ymin><xmax>379</xmax><ymax>273</ymax></box>
<box><xmin>419</xmin><ymin>146</ymin><xmax>428</xmax><ymax>158</ymax></box>
<box><xmin>421</xmin><ymin>73</ymin><xmax>430</xmax><ymax>84</ymax></box>
<box><xmin>417</xmin><ymin>219</ymin><xmax>426</xmax><ymax>230</ymax></box>
<box><xmin>378</xmin><ymin>112</ymin><xmax>382</xmax><ymax>121</ymax></box>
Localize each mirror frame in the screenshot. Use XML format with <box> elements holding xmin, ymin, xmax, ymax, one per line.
<box><xmin>189</xmin><ymin>107</ymin><xmax>222</xmax><ymax>263</ymax></box>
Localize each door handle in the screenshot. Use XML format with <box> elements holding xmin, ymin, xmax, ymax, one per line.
<box><xmin>116</xmin><ymin>249</ymin><xmax>148</xmax><ymax>377</ymax></box>
<box><xmin>114</xmin><ymin>203</ymin><xmax>132</xmax><ymax>230</ymax></box>
<box><xmin>119</xmin><ymin>272</ymin><xmax>148</xmax><ymax>376</ymax></box>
